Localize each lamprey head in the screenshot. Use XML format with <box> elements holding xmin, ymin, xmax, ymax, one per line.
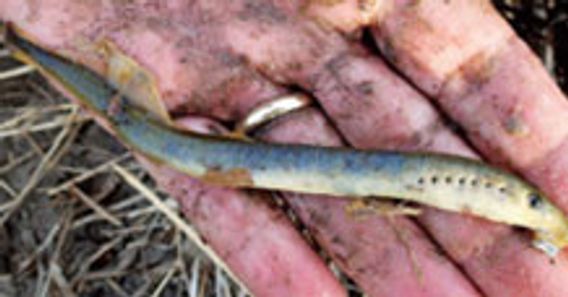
<box><xmin>532</xmin><ymin>207</ymin><xmax>568</xmax><ymax>258</ymax></box>
<box><xmin>476</xmin><ymin>169</ymin><xmax>568</xmax><ymax>258</ymax></box>
<box><xmin>519</xmin><ymin>188</ymin><xmax>568</xmax><ymax>257</ymax></box>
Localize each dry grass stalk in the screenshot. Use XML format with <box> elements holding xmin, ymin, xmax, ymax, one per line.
<box><xmin>111</xmin><ymin>164</ymin><xmax>250</xmax><ymax>295</ymax></box>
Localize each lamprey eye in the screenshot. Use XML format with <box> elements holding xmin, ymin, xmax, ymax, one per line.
<box><xmin>528</xmin><ymin>192</ymin><xmax>544</xmax><ymax>209</ymax></box>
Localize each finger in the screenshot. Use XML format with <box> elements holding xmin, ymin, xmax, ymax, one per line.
<box><xmin>0</xmin><ymin>3</ymin><xmax>346</xmax><ymax>296</ymax></box>
<box><xmin>284</xmin><ymin>1</ymin><xmax>568</xmax><ymax>296</ymax></box>
<box><xmin>370</xmin><ymin>1</ymin><xmax>568</xmax><ymax>213</ymax></box>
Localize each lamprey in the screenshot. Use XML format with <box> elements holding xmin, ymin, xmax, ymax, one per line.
<box><xmin>7</xmin><ymin>28</ymin><xmax>568</xmax><ymax>257</ymax></box>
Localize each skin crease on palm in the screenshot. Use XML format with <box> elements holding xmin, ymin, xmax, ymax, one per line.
<box><xmin>3</xmin><ymin>1</ymin><xmax>568</xmax><ymax>296</ymax></box>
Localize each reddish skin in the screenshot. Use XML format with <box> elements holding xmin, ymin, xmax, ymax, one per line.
<box><xmin>4</xmin><ymin>0</ymin><xmax>568</xmax><ymax>296</ymax></box>
<box><xmin>368</xmin><ymin>0</ymin><xmax>568</xmax><ymax>210</ymax></box>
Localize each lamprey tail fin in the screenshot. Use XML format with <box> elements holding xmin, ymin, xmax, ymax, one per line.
<box><xmin>96</xmin><ymin>40</ymin><xmax>172</xmax><ymax>124</ymax></box>
<box><xmin>5</xmin><ymin>26</ymin><xmax>116</xmax><ymax>115</ymax></box>
<box><xmin>6</xmin><ymin>25</ymin><xmax>171</xmax><ymax>124</ymax></box>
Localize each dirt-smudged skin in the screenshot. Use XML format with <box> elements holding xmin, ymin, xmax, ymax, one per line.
<box><xmin>9</xmin><ymin>28</ymin><xmax>568</xmax><ymax>257</ymax></box>
<box><xmin>5</xmin><ymin>1</ymin><xmax>568</xmax><ymax>296</ymax></box>
<box><xmin>368</xmin><ymin>0</ymin><xmax>568</xmax><ymax>208</ymax></box>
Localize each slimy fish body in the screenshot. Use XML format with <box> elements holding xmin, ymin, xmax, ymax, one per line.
<box><xmin>7</xmin><ymin>27</ymin><xmax>568</xmax><ymax>257</ymax></box>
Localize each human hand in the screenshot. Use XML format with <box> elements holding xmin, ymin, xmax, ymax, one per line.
<box><xmin>2</xmin><ymin>1</ymin><xmax>568</xmax><ymax>296</ymax></box>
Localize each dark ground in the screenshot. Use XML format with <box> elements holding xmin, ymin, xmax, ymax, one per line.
<box><xmin>0</xmin><ymin>1</ymin><xmax>566</xmax><ymax>296</ymax></box>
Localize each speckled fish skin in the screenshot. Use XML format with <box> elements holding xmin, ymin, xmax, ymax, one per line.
<box><xmin>8</xmin><ymin>28</ymin><xmax>568</xmax><ymax>256</ymax></box>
